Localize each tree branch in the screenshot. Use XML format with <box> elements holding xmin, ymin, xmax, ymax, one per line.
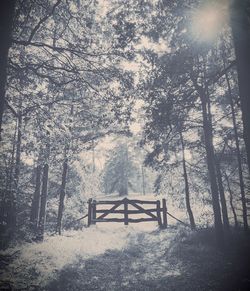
<box><xmin>27</xmin><ymin>0</ymin><xmax>61</xmax><ymax>43</ymax></box>
<box><xmin>4</xmin><ymin>100</ymin><xmax>18</xmax><ymax>117</ymax></box>
<box><xmin>206</xmin><ymin>60</ymin><xmax>236</xmax><ymax>86</ymax></box>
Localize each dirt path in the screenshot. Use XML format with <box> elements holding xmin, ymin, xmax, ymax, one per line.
<box><xmin>44</xmin><ymin>227</ymin><xmax>250</xmax><ymax>291</ymax></box>
<box><xmin>45</xmin><ymin>228</ymin><xmax>183</xmax><ymax>291</ymax></box>
<box><xmin>2</xmin><ymin>227</ymin><xmax>250</xmax><ymax>290</ymax></box>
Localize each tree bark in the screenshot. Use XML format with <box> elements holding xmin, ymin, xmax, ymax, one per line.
<box><xmin>215</xmin><ymin>158</ymin><xmax>230</xmax><ymax>232</ymax></box>
<box><xmin>56</xmin><ymin>159</ymin><xmax>68</xmax><ymax>235</ymax></box>
<box><xmin>11</xmin><ymin>111</ymin><xmax>22</xmax><ymax>228</ymax></box>
<box><xmin>180</xmin><ymin>131</ymin><xmax>196</xmax><ymax>229</ymax></box>
<box><xmin>224</xmin><ymin>171</ymin><xmax>238</xmax><ymax>228</ymax></box>
<box><xmin>194</xmin><ymin>82</ymin><xmax>224</xmax><ymax>249</ymax></box>
<box><xmin>14</xmin><ymin>113</ymin><xmax>22</xmax><ymax>188</ymax></box>
<box><xmin>0</xmin><ymin>0</ymin><xmax>16</xmax><ymax>137</ymax></box>
<box><xmin>230</xmin><ymin>0</ymin><xmax>250</xmax><ymax>173</ymax></box>
<box><xmin>37</xmin><ymin>163</ymin><xmax>49</xmax><ymax>241</ymax></box>
<box><xmin>30</xmin><ymin>165</ymin><xmax>42</xmax><ymax>231</ymax></box>
<box><xmin>225</xmin><ymin>71</ymin><xmax>248</xmax><ymax>231</ymax></box>
<box><xmin>6</xmin><ymin>120</ymin><xmax>17</xmax><ymax>230</ymax></box>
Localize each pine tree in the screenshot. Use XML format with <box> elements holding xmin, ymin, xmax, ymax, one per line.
<box><xmin>103</xmin><ymin>142</ymin><xmax>137</xmax><ymax>196</ymax></box>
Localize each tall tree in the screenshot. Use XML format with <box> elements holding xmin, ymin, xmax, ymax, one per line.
<box><xmin>191</xmin><ymin>61</ymin><xmax>224</xmax><ymax>248</ymax></box>
<box><xmin>56</xmin><ymin>158</ymin><xmax>68</xmax><ymax>235</ymax></box>
<box><xmin>230</xmin><ymin>0</ymin><xmax>250</xmax><ymax>173</ymax></box>
<box><xmin>0</xmin><ymin>0</ymin><xmax>16</xmax><ymax>137</ymax></box>
<box><xmin>180</xmin><ymin>131</ymin><xmax>196</xmax><ymax>229</ymax></box>
<box><xmin>224</xmin><ymin>171</ymin><xmax>239</xmax><ymax>228</ymax></box>
<box><xmin>37</xmin><ymin>137</ymin><xmax>50</xmax><ymax>241</ymax></box>
<box><xmin>103</xmin><ymin>142</ymin><xmax>138</xmax><ymax>196</ymax></box>
<box><xmin>215</xmin><ymin>156</ymin><xmax>230</xmax><ymax>232</ymax></box>
<box><xmin>30</xmin><ymin>164</ymin><xmax>41</xmax><ymax>232</ymax></box>
<box><xmin>37</xmin><ymin>163</ymin><xmax>49</xmax><ymax>241</ymax></box>
<box><xmin>225</xmin><ymin>71</ymin><xmax>248</xmax><ymax>230</ymax></box>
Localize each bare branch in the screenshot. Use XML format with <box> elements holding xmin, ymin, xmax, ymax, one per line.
<box><xmin>4</xmin><ymin>100</ymin><xmax>18</xmax><ymax>117</ymax></box>
<box><xmin>27</xmin><ymin>0</ymin><xmax>62</xmax><ymax>43</ymax></box>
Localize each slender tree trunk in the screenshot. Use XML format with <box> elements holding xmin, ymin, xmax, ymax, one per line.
<box><xmin>37</xmin><ymin>163</ymin><xmax>49</xmax><ymax>241</ymax></box>
<box><xmin>56</xmin><ymin>159</ymin><xmax>68</xmax><ymax>235</ymax></box>
<box><xmin>90</xmin><ymin>141</ymin><xmax>95</xmax><ymax>197</ymax></box>
<box><xmin>180</xmin><ymin>131</ymin><xmax>196</xmax><ymax>229</ymax></box>
<box><xmin>225</xmin><ymin>72</ymin><xmax>248</xmax><ymax>231</ymax></box>
<box><xmin>141</xmin><ymin>165</ymin><xmax>146</xmax><ymax>196</ymax></box>
<box><xmin>215</xmin><ymin>158</ymin><xmax>230</xmax><ymax>231</ymax></box>
<box><xmin>0</xmin><ymin>1</ymin><xmax>16</xmax><ymax>137</ymax></box>
<box><xmin>14</xmin><ymin>113</ymin><xmax>22</xmax><ymax>186</ymax></box>
<box><xmin>30</xmin><ymin>165</ymin><xmax>42</xmax><ymax>232</ymax></box>
<box><xmin>6</xmin><ymin>119</ymin><xmax>18</xmax><ymax>231</ymax></box>
<box><xmin>224</xmin><ymin>172</ymin><xmax>238</xmax><ymax>228</ymax></box>
<box><xmin>4</xmin><ymin>121</ymin><xmax>17</xmax><ymax>229</ymax></box>
<box><xmin>230</xmin><ymin>0</ymin><xmax>250</xmax><ymax>173</ymax></box>
<box><xmin>11</xmin><ymin>111</ymin><xmax>22</xmax><ymax>227</ymax></box>
<box><xmin>195</xmin><ymin>82</ymin><xmax>224</xmax><ymax>249</ymax></box>
<box><xmin>120</xmin><ymin>143</ymin><xmax>128</xmax><ymax>196</ymax></box>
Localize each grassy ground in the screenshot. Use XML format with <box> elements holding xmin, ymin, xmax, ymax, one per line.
<box><xmin>44</xmin><ymin>227</ymin><xmax>250</xmax><ymax>291</ymax></box>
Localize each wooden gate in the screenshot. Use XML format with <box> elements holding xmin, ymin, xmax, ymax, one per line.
<box><xmin>87</xmin><ymin>197</ymin><xmax>168</xmax><ymax>228</ymax></box>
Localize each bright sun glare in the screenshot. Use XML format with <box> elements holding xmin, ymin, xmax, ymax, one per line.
<box><xmin>190</xmin><ymin>3</ymin><xmax>228</xmax><ymax>42</ymax></box>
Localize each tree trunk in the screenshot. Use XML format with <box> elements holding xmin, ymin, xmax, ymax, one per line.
<box><xmin>198</xmin><ymin>85</ymin><xmax>224</xmax><ymax>249</ymax></box>
<box><xmin>30</xmin><ymin>165</ymin><xmax>42</xmax><ymax>231</ymax></box>
<box><xmin>56</xmin><ymin>159</ymin><xmax>68</xmax><ymax>235</ymax></box>
<box><xmin>11</xmin><ymin>112</ymin><xmax>22</xmax><ymax>227</ymax></box>
<box><xmin>121</xmin><ymin>143</ymin><xmax>128</xmax><ymax>196</ymax></box>
<box><xmin>230</xmin><ymin>0</ymin><xmax>250</xmax><ymax>173</ymax></box>
<box><xmin>37</xmin><ymin>163</ymin><xmax>49</xmax><ymax>241</ymax></box>
<box><xmin>224</xmin><ymin>171</ymin><xmax>238</xmax><ymax>228</ymax></box>
<box><xmin>215</xmin><ymin>158</ymin><xmax>230</xmax><ymax>232</ymax></box>
<box><xmin>6</xmin><ymin>120</ymin><xmax>17</xmax><ymax>231</ymax></box>
<box><xmin>0</xmin><ymin>123</ymin><xmax>16</xmax><ymax>241</ymax></box>
<box><xmin>14</xmin><ymin>113</ymin><xmax>22</xmax><ymax>187</ymax></box>
<box><xmin>225</xmin><ymin>71</ymin><xmax>248</xmax><ymax>231</ymax></box>
<box><xmin>180</xmin><ymin>131</ymin><xmax>196</xmax><ymax>229</ymax></box>
<box><xmin>0</xmin><ymin>0</ymin><xmax>16</xmax><ymax>137</ymax></box>
<box><xmin>119</xmin><ymin>184</ymin><xmax>128</xmax><ymax>196</ymax></box>
<box><xmin>141</xmin><ymin>165</ymin><xmax>146</xmax><ymax>195</ymax></box>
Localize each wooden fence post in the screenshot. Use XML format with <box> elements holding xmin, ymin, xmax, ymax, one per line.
<box><xmin>156</xmin><ymin>200</ymin><xmax>162</xmax><ymax>227</ymax></box>
<box><xmin>92</xmin><ymin>200</ymin><xmax>96</xmax><ymax>225</ymax></box>
<box><xmin>87</xmin><ymin>198</ymin><xmax>92</xmax><ymax>227</ymax></box>
<box><xmin>162</xmin><ymin>198</ymin><xmax>167</xmax><ymax>228</ymax></box>
<box><xmin>124</xmin><ymin>198</ymin><xmax>129</xmax><ymax>225</ymax></box>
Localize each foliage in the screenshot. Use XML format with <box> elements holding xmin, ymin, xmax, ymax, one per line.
<box><xmin>102</xmin><ymin>142</ymin><xmax>138</xmax><ymax>196</ymax></box>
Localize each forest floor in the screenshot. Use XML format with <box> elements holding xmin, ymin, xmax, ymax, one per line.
<box><xmin>1</xmin><ymin>224</ymin><xmax>250</xmax><ymax>291</ymax></box>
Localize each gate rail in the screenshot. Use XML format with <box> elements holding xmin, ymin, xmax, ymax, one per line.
<box><xmin>87</xmin><ymin>197</ymin><xmax>168</xmax><ymax>228</ymax></box>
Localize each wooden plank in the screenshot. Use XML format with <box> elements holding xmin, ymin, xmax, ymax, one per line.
<box><xmin>92</xmin><ymin>200</ymin><xmax>96</xmax><ymax>225</ymax></box>
<box><xmin>96</xmin><ymin>201</ymin><xmax>123</xmax><ymax>219</ymax></box>
<box><xmin>128</xmin><ymin>218</ymin><xmax>157</xmax><ymax>223</ymax></box>
<box><xmin>156</xmin><ymin>200</ymin><xmax>162</xmax><ymax>227</ymax></box>
<box><xmin>95</xmin><ymin>199</ymin><xmax>157</xmax><ymax>205</ymax></box>
<box><xmin>129</xmin><ymin>200</ymin><xmax>157</xmax><ymax>219</ymax></box>
<box><xmin>92</xmin><ymin>218</ymin><xmax>158</xmax><ymax>223</ymax></box>
<box><xmin>95</xmin><ymin>208</ymin><xmax>160</xmax><ymax>214</ymax></box>
<box><xmin>87</xmin><ymin>198</ymin><xmax>92</xmax><ymax>227</ymax></box>
<box><xmin>95</xmin><ymin>200</ymin><xmax>123</xmax><ymax>205</ymax></box>
<box><xmin>95</xmin><ymin>200</ymin><xmax>157</xmax><ymax>205</ymax></box>
<box><xmin>92</xmin><ymin>218</ymin><xmax>125</xmax><ymax>222</ymax></box>
<box><xmin>126</xmin><ymin>199</ymin><xmax>158</xmax><ymax>205</ymax></box>
<box><xmin>124</xmin><ymin>199</ymin><xmax>129</xmax><ymax>225</ymax></box>
<box><xmin>162</xmin><ymin>198</ymin><xmax>167</xmax><ymax>228</ymax></box>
